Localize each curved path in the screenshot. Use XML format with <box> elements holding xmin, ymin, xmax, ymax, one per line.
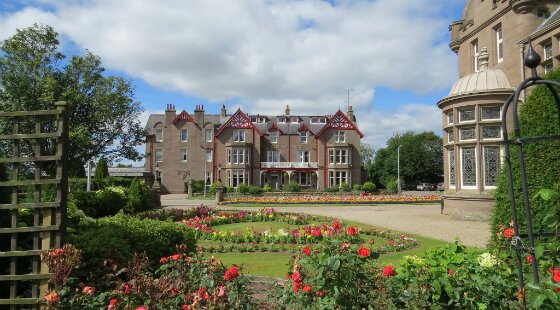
<box><xmin>161</xmin><ymin>195</ymin><xmax>491</xmax><ymax>248</ymax></box>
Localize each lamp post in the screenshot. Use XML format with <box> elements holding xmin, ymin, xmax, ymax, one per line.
<box><xmin>397</xmin><ymin>145</ymin><xmax>402</xmax><ymax>195</ymax></box>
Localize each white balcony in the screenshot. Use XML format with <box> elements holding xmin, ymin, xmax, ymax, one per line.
<box><xmin>261</xmin><ymin>162</ymin><xmax>319</xmax><ymax>169</ymax></box>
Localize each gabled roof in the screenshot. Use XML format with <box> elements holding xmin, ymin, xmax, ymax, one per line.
<box><xmin>172</xmin><ymin>110</ymin><xmax>198</xmax><ymax>126</ymax></box>
<box><xmin>215</xmin><ymin>108</ymin><xmax>263</xmax><ymax>137</ymax></box>
<box><xmin>267</xmin><ymin>122</ymin><xmax>283</xmax><ymax>133</ymax></box>
<box><xmin>297</xmin><ymin>122</ymin><xmax>312</xmax><ymax>134</ymax></box>
<box><xmin>315</xmin><ymin>110</ymin><xmax>364</xmax><ymax>138</ymax></box>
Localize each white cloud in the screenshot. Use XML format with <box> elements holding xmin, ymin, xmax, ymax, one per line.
<box><xmin>358</xmin><ymin>103</ymin><xmax>442</xmax><ymax>150</ymax></box>
<box><xmin>0</xmin><ymin>0</ymin><xmax>457</xmax><ymax>111</ymax></box>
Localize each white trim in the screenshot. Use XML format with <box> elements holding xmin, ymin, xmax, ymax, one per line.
<box><xmin>180</xmin><ymin>149</ymin><xmax>188</xmax><ymax>162</ymax></box>
<box><xmin>481</xmin><ymin>125</ymin><xmax>502</xmax><ymax>140</ymax></box>
<box><xmin>180</xmin><ymin>129</ymin><xmax>188</xmax><ymax>142</ymax></box>
<box><xmin>448</xmin><ymin>148</ymin><xmax>456</xmax><ymax>189</ymax></box>
<box><xmin>270</xmin><ymin>131</ymin><xmax>277</xmax><ymax>144</ymax></box>
<box><xmin>480</xmin><ymin>106</ymin><xmax>501</xmax><ymax>120</ymax></box>
<box><xmin>205</xmin><ymin>129</ymin><xmax>213</xmax><ymax>142</ymax></box>
<box><xmin>460</xmin><ymin>146</ymin><xmax>477</xmax><ymax>189</ymax></box>
<box><xmin>459</xmin><ymin>126</ymin><xmax>477</xmax><ymax>141</ymax></box>
<box><xmin>155</xmin><ymin>128</ymin><xmax>163</xmax><ymax>142</ymax></box>
<box><xmin>155</xmin><ymin>149</ymin><xmax>163</xmax><ymax>162</ymax></box>
<box><xmin>458</xmin><ymin>107</ymin><xmax>476</xmax><ymax>123</ymax></box>
<box><xmin>482</xmin><ymin>145</ymin><xmax>502</xmax><ymax>189</ymax></box>
<box><xmin>496</xmin><ymin>27</ymin><xmax>503</xmax><ymax>63</ymax></box>
<box><xmin>473</xmin><ymin>41</ymin><xmax>479</xmax><ymax>72</ymax></box>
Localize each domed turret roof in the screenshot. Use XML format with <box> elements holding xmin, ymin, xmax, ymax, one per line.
<box><xmin>447</xmin><ymin>47</ymin><xmax>513</xmax><ymax>97</ymax></box>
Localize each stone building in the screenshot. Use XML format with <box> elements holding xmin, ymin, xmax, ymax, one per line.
<box><xmin>145</xmin><ymin>104</ymin><xmax>363</xmax><ymax>193</ymax></box>
<box><xmin>439</xmin><ymin>0</ymin><xmax>560</xmax><ymax>215</ymax></box>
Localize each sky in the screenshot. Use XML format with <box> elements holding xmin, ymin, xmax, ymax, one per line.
<box><xmin>0</xmin><ymin>0</ymin><xmax>465</xmax><ymax>165</ymax></box>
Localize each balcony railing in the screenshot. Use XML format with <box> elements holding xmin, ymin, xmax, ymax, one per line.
<box><xmin>261</xmin><ymin>162</ymin><xmax>319</xmax><ymax>169</ymax></box>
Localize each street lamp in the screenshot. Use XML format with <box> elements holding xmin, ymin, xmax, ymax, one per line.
<box><xmin>218</xmin><ymin>163</ymin><xmax>222</xmax><ymax>183</ymax></box>
<box><xmin>397</xmin><ymin>145</ymin><xmax>402</xmax><ymax>195</ymax></box>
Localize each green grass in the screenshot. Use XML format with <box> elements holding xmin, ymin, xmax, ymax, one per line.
<box><xmin>198</xmin><ymin>219</ymin><xmax>451</xmax><ymax>278</ymax></box>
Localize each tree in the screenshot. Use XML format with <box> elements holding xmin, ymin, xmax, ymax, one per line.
<box><xmin>373</xmin><ymin>131</ymin><xmax>443</xmax><ymax>187</ymax></box>
<box><xmin>359</xmin><ymin>143</ymin><xmax>374</xmax><ymax>165</ymax></box>
<box><xmin>0</xmin><ymin>24</ymin><xmax>145</xmax><ymax>176</ymax></box>
<box><xmin>94</xmin><ymin>158</ymin><xmax>109</xmax><ymax>180</ymax></box>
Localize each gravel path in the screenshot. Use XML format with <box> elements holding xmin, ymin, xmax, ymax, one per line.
<box><xmin>161</xmin><ymin>195</ymin><xmax>491</xmax><ymax>248</ymax></box>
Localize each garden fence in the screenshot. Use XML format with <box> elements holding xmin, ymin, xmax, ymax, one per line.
<box><xmin>0</xmin><ymin>102</ymin><xmax>69</xmax><ymax>309</ymax></box>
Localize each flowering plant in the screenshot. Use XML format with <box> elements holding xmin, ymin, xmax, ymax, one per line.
<box><xmin>222</xmin><ymin>194</ymin><xmax>441</xmax><ymax>205</ymax></box>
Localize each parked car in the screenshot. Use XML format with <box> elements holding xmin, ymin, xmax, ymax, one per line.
<box><xmin>436</xmin><ymin>182</ymin><xmax>444</xmax><ymax>191</ymax></box>
<box><xmin>416</xmin><ymin>183</ymin><xmax>434</xmax><ymax>191</ymax></box>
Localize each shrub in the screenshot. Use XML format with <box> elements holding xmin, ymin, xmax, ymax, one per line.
<box><xmin>325</xmin><ymin>186</ymin><xmax>340</xmax><ymax>193</ymax></box>
<box><xmin>93</xmin><ymin>158</ymin><xmax>109</xmax><ymax>184</ymax></box>
<box><xmin>69</xmin><ymin>212</ymin><xmax>197</xmax><ymax>273</ymax></box>
<box><xmin>263</xmin><ymin>183</ymin><xmax>272</xmax><ymax>192</ymax></box>
<box><xmin>106</xmin><ymin>176</ymin><xmax>133</xmax><ymax>188</ymax></box>
<box><xmin>94</xmin><ymin>186</ymin><xmax>127</xmax><ymax>217</ymax></box>
<box><xmin>68</xmin><ymin>178</ymin><xmax>87</xmax><ymax>192</ymax></box>
<box><xmin>236</xmin><ymin>182</ymin><xmax>250</xmax><ymax>194</ymax></box>
<box><xmin>386</xmin><ymin>180</ymin><xmax>398</xmax><ymax>194</ymax></box>
<box><xmin>225</xmin><ymin>186</ymin><xmax>234</xmax><ymax>193</ymax></box>
<box><xmin>362</xmin><ymin>181</ymin><xmax>376</xmax><ymax>193</ymax></box>
<box><xmin>248</xmin><ymin>186</ymin><xmax>263</xmax><ymax>195</ymax></box>
<box><xmin>353</xmin><ymin>184</ymin><xmax>362</xmax><ymax>191</ymax></box>
<box><xmin>491</xmin><ymin>68</ymin><xmax>560</xmax><ymax>244</ymax></box>
<box><xmin>284</xmin><ymin>181</ymin><xmax>300</xmax><ymax>192</ymax></box>
<box><xmin>126</xmin><ymin>178</ymin><xmax>152</xmax><ymax>214</ymax></box>
<box><xmin>184</xmin><ymin>179</ymin><xmax>205</xmax><ymax>194</ymax></box>
<box><xmin>70</xmin><ymin>191</ymin><xmax>98</xmax><ymax>218</ymax></box>
<box><xmin>339</xmin><ymin>182</ymin><xmax>351</xmax><ymax>192</ymax></box>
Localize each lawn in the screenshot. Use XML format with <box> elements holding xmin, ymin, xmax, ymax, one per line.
<box><xmin>200</xmin><ymin>218</ymin><xmax>450</xmax><ymax>278</ymax></box>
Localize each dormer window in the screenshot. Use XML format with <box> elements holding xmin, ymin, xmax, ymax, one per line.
<box><xmin>300</xmin><ymin>132</ymin><xmax>307</xmax><ymax>143</ymax></box>
<box><xmin>291</xmin><ymin>116</ymin><xmax>299</xmax><ymax>123</ymax></box>
<box><xmin>320</xmin><ymin>117</ymin><xmax>326</xmax><ymax>123</ymax></box>
<box><xmin>270</xmin><ymin>131</ymin><xmax>277</xmax><ymax>144</ymax></box>
<box><xmin>278</xmin><ymin>117</ymin><xmax>286</xmax><ymax>123</ymax></box>
<box><xmin>259</xmin><ymin>117</ymin><xmax>266</xmax><ymax>123</ymax></box>
<box><xmin>250</xmin><ymin>116</ymin><xmax>257</xmax><ymax>122</ymax></box>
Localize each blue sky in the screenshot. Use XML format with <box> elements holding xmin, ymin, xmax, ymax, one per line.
<box><xmin>0</xmin><ymin>0</ymin><xmax>465</xmax><ymax>165</ymax></box>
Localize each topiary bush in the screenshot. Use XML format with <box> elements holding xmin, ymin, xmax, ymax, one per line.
<box><xmin>94</xmin><ymin>186</ymin><xmax>127</xmax><ymax>217</ymax></box>
<box><xmin>362</xmin><ymin>182</ymin><xmax>376</xmax><ymax>193</ymax></box>
<box><xmin>126</xmin><ymin>178</ymin><xmax>152</xmax><ymax>214</ymax></box>
<box><xmin>248</xmin><ymin>186</ymin><xmax>263</xmax><ymax>195</ymax></box>
<box><xmin>339</xmin><ymin>182</ymin><xmax>351</xmax><ymax>192</ymax></box>
<box><xmin>325</xmin><ymin>186</ymin><xmax>340</xmax><ymax>193</ymax></box>
<box><xmin>491</xmin><ymin>68</ymin><xmax>560</xmax><ymax>245</ymax></box>
<box><xmin>386</xmin><ymin>180</ymin><xmax>398</xmax><ymax>194</ymax></box>
<box><xmin>353</xmin><ymin>184</ymin><xmax>362</xmax><ymax>192</ymax></box>
<box><xmin>263</xmin><ymin>183</ymin><xmax>272</xmax><ymax>192</ymax></box>
<box><xmin>236</xmin><ymin>182</ymin><xmax>250</xmax><ymax>194</ymax></box>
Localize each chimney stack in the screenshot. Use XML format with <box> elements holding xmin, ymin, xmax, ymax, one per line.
<box><xmin>165</xmin><ymin>104</ymin><xmax>176</xmax><ymax>123</ymax></box>
<box><xmin>285</xmin><ymin>104</ymin><xmax>291</xmax><ymax>116</ymax></box>
<box><xmin>347</xmin><ymin>106</ymin><xmax>356</xmax><ymax>122</ymax></box>
<box><xmin>194</xmin><ymin>104</ymin><xmax>205</xmax><ymax>125</ymax></box>
<box><xmin>221</xmin><ymin>104</ymin><xmax>227</xmax><ymax>117</ymax></box>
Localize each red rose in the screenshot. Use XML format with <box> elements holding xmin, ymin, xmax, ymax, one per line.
<box><xmin>503</xmin><ymin>228</ymin><xmax>514</xmax><ymax>239</ymax></box>
<box><xmin>292</xmin><ymin>281</ymin><xmax>301</xmax><ymax>293</ymax></box>
<box><xmin>382</xmin><ymin>265</ymin><xmax>395</xmax><ymax>277</ymax></box>
<box><xmin>302</xmin><ymin>285</ymin><xmax>311</xmax><ymax>293</ymax></box>
<box><xmin>447</xmin><ymin>269</ymin><xmax>454</xmax><ymax>275</ymax></box>
<box><xmin>160</xmin><ymin>257</ymin><xmax>168</xmax><ymax>264</ymax></box>
<box><xmin>316</xmin><ymin>290</ymin><xmax>325</xmax><ymax>297</ymax></box>
<box><xmin>170</xmin><ymin>254</ymin><xmax>182</xmax><ymax>261</ymax></box>
<box><xmin>302</xmin><ymin>246</ymin><xmax>311</xmax><ymax>256</ymax></box>
<box><xmin>135</xmin><ymin>306</ymin><xmax>147</xmax><ymax>310</ymax></box>
<box><xmin>340</xmin><ymin>243</ymin><xmax>349</xmax><ymax>252</ymax></box>
<box><xmin>332</xmin><ymin>221</ymin><xmax>341</xmax><ymax>230</ymax></box>
<box><xmin>82</xmin><ymin>286</ymin><xmax>95</xmax><ymax>295</ymax></box>
<box><xmin>551</xmin><ymin>267</ymin><xmax>560</xmax><ymax>283</ymax></box>
<box><xmin>347</xmin><ymin>227</ymin><xmax>356</xmax><ymax>236</ymax></box>
<box><xmin>291</xmin><ymin>271</ymin><xmax>301</xmax><ymax>282</ymax></box>
<box><xmin>311</xmin><ymin>227</ymin><xmax>321</xmax><ymax>237</ymax></box>
<box><xmin>44</xmin><ymin>292</ymin><xmax>58</xmax><ymax>303</ymax></box>
<box><xmin>50</xmin><ymin>248</ymin><xmax>66</xmax><ymax>258</ymax></box>
<box><xmin>224</xmin><ymin>266</ymin><xmax>239</xmax><ymax>281</ymax></box>
<box><xmin>526</xmin><ymin>256</ymin><xmax>533</xmax><ymax>264</ymax></box>
<box><xmin>357</xmin><ymin>246</ymin><xmax>370</xmax><ymax>258</ymax></box>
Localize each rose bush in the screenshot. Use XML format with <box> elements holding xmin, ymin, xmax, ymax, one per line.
<box><xmin>221</xmin><ymin>194</ymin><xmax>441</xmax><ymax>205</ymax></box>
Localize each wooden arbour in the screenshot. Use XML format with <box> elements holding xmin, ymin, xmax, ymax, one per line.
<box><xmin>0</xmin><ymin>102</ymin><xmax>69</xmax><ymax>308</ymax></box>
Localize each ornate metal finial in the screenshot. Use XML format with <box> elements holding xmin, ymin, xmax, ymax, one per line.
<box><xmin>479</xmin><ymin>47</ymin><xmax>490</xmax><ymax>71</ymax></box>
<box><xmin>524</xmin><ymin>40</ymin><xmax>541</xmax><ymax>70</ymax></box>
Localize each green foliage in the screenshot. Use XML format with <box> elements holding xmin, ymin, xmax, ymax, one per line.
<box><xmin>325</xmin><ymin>186</ymin><xmax>340</xmax><ymax>193</ymax></box>
<box><xmin>248</xmin><ymin>186</ymin><xmax>264</xmax><ymax>195</ymax></box>
<box><xmin>284</xmin><ymin>181</ymin><xmax>300</xmax><ymax>192</ymax></box>
<box><xmin>93</xmin><ymin>158</ymin><xmax>109</xmax><ymax>180</ymax></box>
<box><xmin>94</xmin><ymin>186</ymin><xmax>126</xmax><ymax>217</ymax></box>
<box><xmin>0</xmin><ymin>25</ymin><xmax>145</xmax><ymax>176</ymax></box>
<box><xmin>386</xmin><ymin>180</ymin><xmax>398</xmax><ymax>194</ymax></box>
<box><xmin>68</xmin><ymin>212</ymin><xmax>197</xmax><ymax>273</ymax></box>
<box><xmin>70</xmin><ymin>191</ymin><xmax>98</xmax><ymax>218</ymax></box>
<box><xmin>236</xmin><ymin>182</ymin><xmax>250</xmax><ymax>194</ymax></box>
<box><xmin>184</xmin><ymin>179</ymin><xmax>205</xmax><ymax>194</ymax></box>
<box><xmin>372</xmin><ymin>131</ymin><xmax>443</xmax><ymax>187</ymax></box>
<box><xmin>352</xmin><ymin>184</ymin><xmax>362</xmax><ymax>191</ymax></box>
<box><xmin>339</xmin><ymin>182</ymin><xmax>351</xmax><ymax>192</ymax></box>
<box><xmin>263</xmin><ymin>183</ymin><xmax>272</xmax><ymax>192</ymax></box>
<box><xmin>491</xmin><ymin>67</ymin><xmax>560</xmax><ymax>244</ymax></box>
<box><xmin>126</xmin><ymin>178</ymin><xmax>152</xmax><ymax>214</ymax></box>
<box><xmin>225</xmin><ymin>186</ymin><xmax>234</xmax><ymax>193</ymax></box>
<box><xmin>362</xmin><ymin>181</ymin><xmax>376</xmax><ymax>193</ymax></box>
<box><xmin>360</xmin><ymin>142</ymin><xmax>374</xmax><ymax>166</ymax></box>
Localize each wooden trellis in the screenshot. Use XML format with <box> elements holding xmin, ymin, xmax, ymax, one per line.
<box><xmin>0</xmin><ymin>102</ymin><xmax>69</xmax><ymax>309</ymax></box>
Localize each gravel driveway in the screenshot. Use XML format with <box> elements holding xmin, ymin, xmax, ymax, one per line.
<box><xmin>161</xmin><ymin>195</ymin><xmax>491</xmax><ymax>248</ymax></box>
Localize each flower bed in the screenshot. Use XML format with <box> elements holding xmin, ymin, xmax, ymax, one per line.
<box><xmin>221</xmin><ymin>194</ymin><xmax>441</xmax><ymax>205</ymax></box>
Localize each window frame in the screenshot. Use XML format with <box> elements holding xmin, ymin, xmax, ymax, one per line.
<box><xmin>448</xmin><ymin>149</ymin><xmax>456</xmax><ymax>188</ymax></box>
<box><xmin>473</xmin><ymin>41</ymin><xmax>480</xmax><ymax>72</ymax></box>
<box><xmin>298</xmin><ymin>150</ymin><xmax>310</xmax><ymax>163</ymax></box>
<box><xmin>155</xmin><ymin>149</ymin><xmax>163</xmax><ymax>162</ymax></box>
<box><xmin>483</xmin><ymin>145</ymin><xmax>502</xmax><ymax>189</ymax></box>
<box><xmin>460</xmin><ymin>146</ymin><xmax>478</xmax><ymax>189</ymax></box>
<box><xmin>267</xmin><ymin>150</ymin><xmax>280</xmax><ymax>162</ymax></box>
<box><xmin>180</xmin><ymin>149</ymin><xmax>188</xmax><ymax>162</ymax></box>
<box><xmin>334</xmin><ymin>131</ymin><xmax>346</xmax><ymax>143</ymax></box>
<box><xmin>481</xmin><ymin>125</ymin><xmax>502</xmax><ymax>140</ymax></box>
<box><xmin>459</xmin><ymin>107</ymin><xmax>476</xmax><ymax>123</ymax></box>
<box><xmin>544</xmin><ymin>41</ymin><xmax>553</xmax><ymax>60</ymax></box>
<box><xmin>155</xmin><ymin>129</ymin><xmax>163</xmax><ymax>142</ymax></box>
<box><xmin>180</xmin><ymin>129</ymin><xmax>188</xmax><ymax>142</ymax></box>
<box><xmin>300</xmin><ymin>131</ymin><xmax>307</xmax><ymax>143</ymax></box>
<box><xmin>233</xmin><ymin>130</ymin><xmax>246</xmax><ymax>142</ymax></box>
<box><xmin>206</xmin><ymin>149</ymin><xmax>212</xmax><ymax>162</ymax></box>
<box><xmin>205</xmin><ymin>129</ymin><xmax>213</xmax><ymax>142</ymax></box>
<box><xmin>496</xmin><ymin>26</ymin><xmax>503</xmax><ymax>63</ymax></box>
<box><xmin>269</xmin><ymin>131</ymin><xmax>277</xmax><ymax>144</ymax></box>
